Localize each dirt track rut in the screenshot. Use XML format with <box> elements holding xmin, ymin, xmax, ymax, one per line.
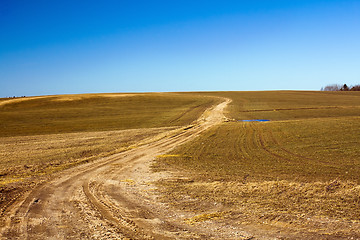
<box><xmin>0</xmin><ymin>99</ymin><xmax>249</xmax><ymax>239</ymax></box>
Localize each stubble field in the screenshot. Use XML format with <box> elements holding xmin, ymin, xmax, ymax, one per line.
<box><xmin>154</xmin><ymin>91</ymin><xmax>360</xmax><ymax>238</ymax></box>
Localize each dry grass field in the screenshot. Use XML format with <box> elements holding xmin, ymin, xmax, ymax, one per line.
<box><xmin>0</xmin><ymin>92</ymin><xmax>216</xmax><ymax>216</ymax></box>
<box><xmin>154</xmin><ymin>91</ymin><xmax>360</xmax><ymax>238</ymax></box>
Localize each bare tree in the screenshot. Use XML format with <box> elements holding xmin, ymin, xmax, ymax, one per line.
<box><xmin>322</xmin><ymin>84</ymin><xmax>341</xmax><ymax>91</ymax></box>
<box><xmin>340</xmin><ymin>84</ymin><xmax>349</xmax><ymax>91</ymax></box>
<box><xmin>322</xmin><ymin>83</ymin><xmax>360</xmax><ymax>91</ymax></box>
<box><xmin>350</xmin><ymin>85</ymin><xmax>360</xmax><ymax>91</ymax></box>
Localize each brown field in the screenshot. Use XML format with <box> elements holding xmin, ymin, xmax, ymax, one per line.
<box><xmin>154</xmin><ymin>91</ymin><xmax>360</xmax><ymax>238</ymax></box>
<box><xmin>1</xmin><ymin>90</ymin><xmax>360</xmax><ymax>239</ymax></box>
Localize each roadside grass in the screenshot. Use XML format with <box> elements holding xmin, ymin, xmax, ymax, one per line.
<box><xmin>0</xmin><ymin>93</ymin><xmax>216</xmax><ymax>137</ymax></box>
<box><xmin>153</xmin><ymin>91</ymin><xmax>360</xmax><ymax>237</ymax></box>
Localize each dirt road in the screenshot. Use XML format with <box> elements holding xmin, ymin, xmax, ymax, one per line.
<box><xmin>1</xmin><ymin>99</ymin><xmax>259</xmax><ymax>239</ymax></box>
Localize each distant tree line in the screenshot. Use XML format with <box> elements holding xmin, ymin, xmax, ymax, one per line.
<box><xmin>321</xmin><ymin>84</ymin><xmax>360</xmax><ymax>91</ymax></box>
<box><xmin>6</xmin><ymin>96</ymin><xmax>26</xmax><ymax>98</ymax></box>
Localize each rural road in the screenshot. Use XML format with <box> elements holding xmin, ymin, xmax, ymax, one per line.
<box><xmin>0</xmin><ymin>98</ymin><xmax>256</xmax><ymax>239</ymax></box>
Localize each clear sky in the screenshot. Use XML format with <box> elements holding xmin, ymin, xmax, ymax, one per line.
<box><xmin>1</xmin><ymin>0</ymin><xmax>359</xmax><ymax>97</ymax></box>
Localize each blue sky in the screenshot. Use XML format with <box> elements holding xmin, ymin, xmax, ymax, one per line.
<box><xmin>1</xmin><ymin>0</ymin><xmax>359</xmax><ymax>97</ymax></box>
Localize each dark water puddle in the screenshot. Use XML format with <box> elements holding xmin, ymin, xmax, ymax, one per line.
<box><xmin>239</xmin><ymin>119</ymin><xmax>270</xmax><ymax>122</ymax></box>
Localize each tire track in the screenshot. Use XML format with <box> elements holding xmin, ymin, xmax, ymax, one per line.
<box><xmin>82</xmin><ymin>180</ymin><xmax>151</xmax><ymax>239</ymax></box>
<box><xmin>235</xmin><ymin>121</ymin><xmax>317</xmax><ymax>177</ymax></box>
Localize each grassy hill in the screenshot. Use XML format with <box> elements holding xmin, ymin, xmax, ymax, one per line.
<box><xmin>0</xmin><ymin>93</ymin><xmax>217</xmax><ymax>137</ymax></box>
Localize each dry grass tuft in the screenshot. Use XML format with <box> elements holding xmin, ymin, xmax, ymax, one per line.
<box><xmin>120</xmin><ymin>179</ymin><xmax>136</xmax><ymax>185</ymax></box>
<box><xmin>156</xmin><ymin>154</ymin><xmax>182</xmax><ymax>158</ymax></box>
<box><xmin>184</xmin><ymin>212</ymin><xmax>228</xmax><ymax>225</ymax></box>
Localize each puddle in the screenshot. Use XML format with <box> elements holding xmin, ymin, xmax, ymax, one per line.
<box><xmin>239</xmin><ymin>119</ymin><xmax>270</xmax><ymax>122</ymax></box>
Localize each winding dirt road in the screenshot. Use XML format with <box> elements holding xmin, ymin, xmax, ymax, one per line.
<box><xmin>0</xmin><ymin>99</ymin><xmax>256</xmax><ymax>239</ymax></box>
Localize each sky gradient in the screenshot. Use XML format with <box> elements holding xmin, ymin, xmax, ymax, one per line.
<box><xmin>1</xmin><ymin>0</ymin><xmax>360</xmax><ymax>97</ymax></box>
